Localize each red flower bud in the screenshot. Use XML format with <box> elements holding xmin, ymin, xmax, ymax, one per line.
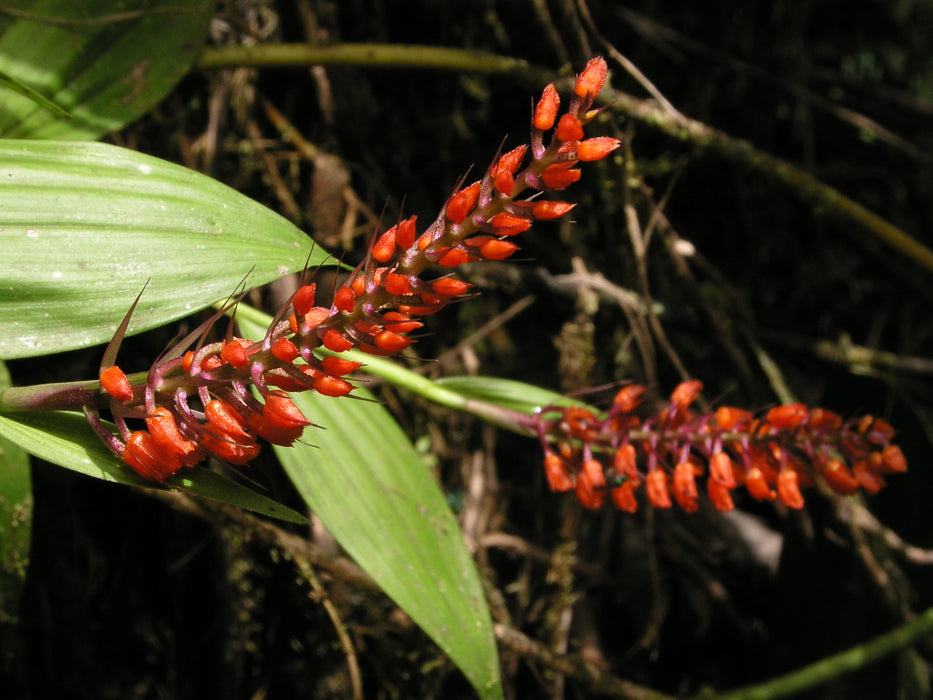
<box><xmin>246</xmin><ymin>413</ymin><xmax>304</xmax><ymax>447</ymax></box>
<box><xmin>540</xmin><ymin>167</ymin><xmax>581</xmax><ymax>190</ymax></box>
<box><xmin>200</xmin><ymin>429</ymin><xmax>261</xmax><ymax>465</ymax></box>
<box><xmin>437</xmin><ymin>248</ymin><xmax>472</xmax><ymax>267</ymax></box>
<box><xmin>555</xmin><ymin>113</ymin><xmax>584</xmax><ymax>142</ymax></box>
<box><xmin>776</xmin><ymin>468</ymin><xmax>805</xmax><ymax>509</ymax></box>
<box><xmin>808</xmin><ymin>407</ymin><xmax>843</xmax><ymax>430</ymax></box>
<box><xmin>573</xmin><ymin>57</ymin><xmax>609</xmax><ymax>99</ymax></box>
<box><xmin>204</xmin><ymin>400</ymin><xmax>251</xmax><ymax>440</ymax></box>
<box><xmin>431</xmin><ymin>278</ymin><xmax>472</xmax><ymax>296</ymax></box>
<box><xmin>611</xmin><ymin>480</ymin><xmax>639</xmax><ymax>513</ymax></box>
<box><xmin>531</xmin><ymin>201</ymin><xmax>575</xmax><ymax>220</ymax></box>
<box><xmin>496</xmin><ymin>145</ymin><xmax>527</xmax><ymax>174</ymax></box>
<box><xmin>707</xmin><ymin>478</ymin><xmax>735</xmax><ymax>512</ymax></box>
<box><xmin>489</xmin><ymin>212</ymin><xmax>532</xmax><ymax>236</ymax></box>
<box><xmin>384</xmin><ymin>272</ymin><xmax>412</xmax><ymax>296</ymax></box>
<box><xmin>670</xmin><ymin>380</ymin><xmax>703</xmax><ymax>409</ymax></box>
<box><xmin>320</xmin><ymin>356</ymin><xmax>361</xmax><ymax>376</ymax></box>
<box><xmin>880</xmin><ymin>444</ymin><xmax>907</xmax><ymax>473</ymax></box>
<box><xmin>576</xmin><ymin>136</ymin><xmax>620</xmax><ymax>162</ymax></box>
<box><xmin>645</xmin><ymin>469</ymin><xmax>672</xmax><ymax>508</ymax></box>
<box><xmin>373</xmin><ymin>227</ymin><xmax>397</xmax><ymax>263</ymax></box>
<box><xmin>221</xmin><ymin>339</ymin><xmax>251</xmax><ymax>370</ymax></box>
<box><xmin>577</xmin><ymin>458</ymin><xmax>607</xmax><ymax>509</ymax></box>
<box><xmin>744</xmin><ymin>466</ymin><xmax>776</xmax><ymax>501</ymax></box>
<box><xmin>612</xmin><ymin>384</ymin><xmax>646</xmax><ymax>414</ymax></box>
<box><xmin>334</xmin><ymin>286</ymin><xmax>357</xmax><ymax>313</ymax></box>
<box><xmin>100</xmin><ymin>365</ymin><xmax>133</xmax><ymax>403</ymax></box>
<box><xmin>263</xmin><ymin>390</ymin><xmax>311</xmax><ymax>429</ymax></box>
<box><xmin>479</xmin><ymin>239</ymin><xmax>518</xmax><ymax>260</ymax></box>
<box><xmin>145</xmin><ymin>407</ymin><xmax>202</xmax><ymax>468</ymax></box>
<box><xmin>764</xmin><ymin>404</ymin><xmax>809</xmax><ymax>429</ymax></box>
<box><xmin>383</xmin><ymin>312</ymin><xmax>423</xmax><ymax>333</ymax></box>
<box><xmin>612</xmin><ymin>443</ymin><xmax>639</xmax><ymax>479</ymax></box>
<box><xmin>493</xmin><ymin>170</ymin><xmax>514</xmax><ymax>196</ymax></box>
<box><xmin>373</xmin><ymin>330</ymin><xmax>412</xmax><ymax>353</ymax></box>
<box><xmin>313</xmin><ymin>374</ymin><xmax>354</xmax><ymax>397</ymax></box>
<box><xmin>543</xmin><ymin>451</ymin><xmax>575</xmax><ymax>492</ymax></box>
<box><xmin>714</xmin><ymin>406</ymin><xmax>753</xmax><ymax>430</ymax></box>
<box><xmin>853</xmin><ymin>460</ymin><xmax>886</xmax><ymax>494</ymax></box>
<box><xmin>822</xmin><ymin>458</ymin><xmax>860</xmax><ymax>495</ymax></box>
<box><xmin>533</xmin><ymin>83</ymin><xmax>560</xmax><ymax>131</ymax></box>
<box><xmin>271</xmin><ymin>337</ymin><xmax>300</xmax><ymax>363</ymax></box>
<box><xmin>672</xmin><ymin>462</ymin><xmax>700</xmax><ymax>513</ymax></box>
<box><xmin>446</xmin><ymin>181</ymin><xmax>481</xmax><ymax>224</ymax></box>
<box><xmin>292</xmin><ymin>284</ymin><xmax>317</xmax><ymax>316</ymax></box>
<box><xmin>321</xmin><ymin>329</ymin><xmax>354</xmax><ymax>352</ymax></box>
<box><xmin>709</xmin><ymin>452</ymin><xmax>738</xmax><ymax>488</ymax></box>
<box><xmin>396</xmin><ymin>216</ymin><xmax>418</xmax><ymax>249</ymax></box>
<box><xmin>123</xmin><ymin>430</ymin><xmax>183</xmax><ymax>482</ymax></box>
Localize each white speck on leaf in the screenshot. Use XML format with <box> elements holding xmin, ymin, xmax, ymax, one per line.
<box><xmin>137</xmin><ymin>163</ymin><xmax>152</xmax><ymax>175</ymax></box>
<box><xmin>26</xmin><ymin>229</ymin><xmax>37</xmax><ymax>238</ymax></box>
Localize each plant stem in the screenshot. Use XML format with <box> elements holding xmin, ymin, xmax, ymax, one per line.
<box><xmin>690</xmin><ymin>605</ymin><xmax>933</xmax><ymax>700</ymax></box>
<box><xmin>0</xmin><ymin>379</ymin><xmax>102</xmax><ymax>413</ymax></box>
<box><xmin>196</xmin><ymin>42</ymin><xmax>540</xmax><ymax>79</ymax></box>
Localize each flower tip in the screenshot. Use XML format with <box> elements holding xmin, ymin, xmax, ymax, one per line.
<box><xmin>573</xmin><ymin>57</ymin><xmax>609</xmax><ymax>99</ymax></box>
<box><xmin>100</xmin><ymin>365</ymin><xmax>133</xmax><ymax>403</ymax></box>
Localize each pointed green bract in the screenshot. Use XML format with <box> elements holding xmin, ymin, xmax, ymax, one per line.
<box><xmin>237</xmin><ymin>312</ymin><xmax>503</xmax><ymax>700</ymax></box>
<box><xmin>0</xmin><ymin>409</ymin><xmax>307</xmax><ymax>524</ymax></box>
<box><xmin>0</xmin><ymin>140</ymin><xmax>332</xmax><ymax>359</ymax></box>
<box><xmin>0</xmin><ymin>0</ymin><xmax>212</xmax><ymax>139</ymax></box>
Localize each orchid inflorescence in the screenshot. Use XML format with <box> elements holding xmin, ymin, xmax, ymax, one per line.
<box><xmin>535</xmin><ymin>380</ymin><xmax>908</xmax><ymax>513</ymax></box>
<box><xmin>90</xmin><ymin>57</ymin><xmax>621</xmax><ymax>483</ymax></box>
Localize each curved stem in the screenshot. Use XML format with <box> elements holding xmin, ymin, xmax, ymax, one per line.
<box><xmin>196</xmin><ymin>42</ymin><xmax>933</xmax><ymax>277</ymax></box>
<box><xmin>692</xmin><ymin>605</ymin><xmax>933</xmax><ymax>700</ymax></box>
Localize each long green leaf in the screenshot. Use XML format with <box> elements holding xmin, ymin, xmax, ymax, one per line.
<box><xmin>237</xmin><ymin>311</ymin><xmax>503</xmax><ymax>700</ymax></box>
<box><xmin>0</xmin><ymin>68</ymin><xmax>69</xmax><ymax>118</ymax></box>
<box><xmin>0</xmin><ymin>140</ymin><xmax>331</xmax><ymax>358</ymax></box>
<box><xmin>0</xmin><ymin>0</ymin><xmax>212</xmax><ymax>139</ymax></box>
<box><xmin>0</xmin><ymin>409</ymin><xmax>307</xmax><ymax>523</ymax></box>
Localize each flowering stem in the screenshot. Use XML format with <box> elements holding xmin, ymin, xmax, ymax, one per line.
<box><xmin>0</xmin><ymin>379</ymin><xmax>104</xmax><ymax>413</ymax></box>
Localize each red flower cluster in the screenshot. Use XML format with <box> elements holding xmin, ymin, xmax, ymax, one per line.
<box><xmin>90</xmin><ymin>58</ymin><xmax>620</xmax><ymax>482</ymax></box>
<box><xmin>537</xmin><ymin>380</ymin><xmax>907</xmax><ymax>512</ymax></box>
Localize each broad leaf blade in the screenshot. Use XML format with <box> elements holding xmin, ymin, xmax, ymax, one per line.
<box><xmin>0</xmin><ymin>140</ymin><xmax>330</xmax><ymax>358</ymax></box>
<box><xmin>0</xmin><ymin>409</ymin><xmax>307</xmax><ymax>523</ymax></box>
<box><xmin>0</xmin><ymin>0</ymin><xmax>213</xmax><ymax>139</ymax></box>
<box><xmin>237</xmin><ymin>312</ymin><xmax>503</xmax><ymax>700</ymax></box>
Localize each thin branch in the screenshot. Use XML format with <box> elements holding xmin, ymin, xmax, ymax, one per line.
<box><xmin>195</xmin><ymin>43</ymin><xmax>933</xmax><ymax>277</ymax></box>
<box><xmin>693</xmin><ymin>605</ymin><xmax>933</xmax><ymax>700</ymax></box>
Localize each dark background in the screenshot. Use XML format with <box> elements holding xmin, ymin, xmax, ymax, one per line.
<box><xmin>4</xmin><ymin>0</ymin><xmax>933</xmax><ymax>697</ymax></box>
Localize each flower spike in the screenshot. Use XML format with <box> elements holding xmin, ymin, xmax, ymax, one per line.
<box><xmin>534</xmin><ymin>381</ymin><xmax>909</xmax><ymax>513</ymax></box>
<box><xmin>86</xmin><ymin>57</ymin><xmax>622</xmax><ymax>483</ymax></box>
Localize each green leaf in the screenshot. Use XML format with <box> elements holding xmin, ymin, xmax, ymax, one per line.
<box><xmin>0</xmin><ymin>69</ymin><xmax>69</xmax><ymax>119</ymax></box>
<box><xmin>0</xmin><ymin>409</ymin><xmax>307</xmax><ymax>524</ymax></box>
<box><xmin>436</xmin><ymin>375</ymin><xmax>586</xmax><ymax>415</ymax></box>
<box><xmin>237</xmin><ymin>311</ymin><xmax>503</xmax><ymax>700</ymax></box>
<box><xmin>0</xmin><ymin>361</ymin><xmax>31</xmax><ymax>628</ymax></box>
<box><xmin>0</xmin><ymin>140</ymin><xmax>332</xmax><ymax>359</ymax></box>
<box><xmin>0</xmin><ymin>0</ymin><xmax>213</xmax><ymax>139</ymax></box>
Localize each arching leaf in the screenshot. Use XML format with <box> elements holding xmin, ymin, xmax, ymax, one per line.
<box><xmin>0</xmin><ymin>140</ymin><xmax>331</xmax><ymax>358</ymax></box>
